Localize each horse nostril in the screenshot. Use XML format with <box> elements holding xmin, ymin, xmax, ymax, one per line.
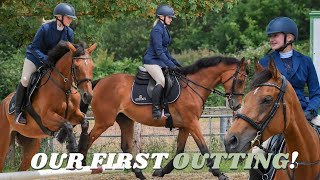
<box><xmin>230</xmin><ymin>135</ymin><xmax>239</xmax><ymax>147</ymax></box>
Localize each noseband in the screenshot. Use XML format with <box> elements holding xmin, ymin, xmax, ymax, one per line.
<box><xmin>235</xmin><ymin>75</ymin><xmax>287</xmax><ymax>146</ymax></box>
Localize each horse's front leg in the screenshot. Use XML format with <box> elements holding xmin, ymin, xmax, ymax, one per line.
<box><xmin>78</xmin><ymin>118</ymin><xmax>89</xmax><ymax>165</ymax></box>
<box><xmin>152</xmin><ymin>128</ymin><xmax>189</xmax><ymax>177</ymax></box>
<box><xmin>188</xmin><ymin>121</ymin><xmax>229</xmax><ymax>180</ymax></box>
<box><xmin>60</xmin><ymin>121</ymin><xmax>78</xmax><ymax>153</ymax></box>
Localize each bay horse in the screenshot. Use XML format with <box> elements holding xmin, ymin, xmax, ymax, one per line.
<box><xmin>79</xmin><ymin>56</ymin><xmax>248</xmax><ymax>179</ymax></box>
<box><xmin>224</xmin><ymin>59</ymin><xmax>320</xmax><ymax>179</ymax></box>
<box><xmin>0</xmin><ymin>41</ymin><xmax>97</xmax><ymax>172</ymax></box>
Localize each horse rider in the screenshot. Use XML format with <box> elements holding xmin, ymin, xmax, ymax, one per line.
<box><xmin>15</xmin><ymin>3</ymin><xmax>76</xmax><ymax>125</ymax></box>
<box><xmin>143</xmin><ymin>4</ymin><xmax>182</xmax><ymax>120</ymax></box>
<box><xmin>251</xmin><ymin>16</ymin><xmax>320</xmax><ymax>179</ymax></box>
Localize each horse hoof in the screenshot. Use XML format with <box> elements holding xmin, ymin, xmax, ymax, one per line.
<box><xmin>135</xmin><ymin>171</ymin><xmax>146</xmax><ymax>180</ymax></box>
<box><xmin>82</xmin><ymin>160</ymin><xmax>87</xmax><ymax>166</ymax></box>
<box><xmin>218</xmin><ymin>173</ymin><xmax>229</xmax><ymax>180</ymax></box>
<box><xmin>152</xmin><ymin>169</ymin><xmax>164</xmax><ymax>177</ymax></box>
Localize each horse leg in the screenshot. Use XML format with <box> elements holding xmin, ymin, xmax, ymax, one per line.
<box><xmin>116</xmin><ymin>114</ymin><xmax>146</xmax><ymax>180</ymax></box>
<box><xmin>80</xmin><ymin>112</ymin><xmax>116</xmax><ymax>165</ymax></box>
<box><xmin>152</xmin><ymin>128</ymin><xmax>189</xmax><ymax>177</ymax></box>
<box><xmin>78</xmin><ymin>118</ymin><xmax>89</xmax><ymax>165</ymax></box>
<box><xmin>188</xmin><ymin>121</ymin><xmax>228</xmax><ymax>180</ymax></box>
<box><xmin>16</xmin><ymin>133</ymin><xmax>41</xmax><ymax>171</ymax></box>
<box><xmin>0</xmin><ymin>122</ymin><xmax>12</xmax><ymax>172</ymax></box>
<box><xmin>61</xmin><ymin>122</ymin><xmax>78</xmax><ymax>153</ymax></box>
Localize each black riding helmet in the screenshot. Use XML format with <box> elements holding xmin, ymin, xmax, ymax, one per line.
<box><xmin>53</xmin><ymin>3</ymin><xmax>77</xmax><ymax>19</ymax></box>
<box><xmin>266</xmin><ymin>17</ymin><xmax>298</xmax><ymax>51</ymax></box>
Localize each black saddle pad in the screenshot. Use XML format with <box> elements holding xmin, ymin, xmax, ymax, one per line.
<box><xmin>131</xmin><ymin>76</ymin><xmax>181</xmax><ymax>105</ymax></box>
<box><xmin>8</xmin><ymin>67</ymin><xmax>46</xmax><ymax>114</ymax></box>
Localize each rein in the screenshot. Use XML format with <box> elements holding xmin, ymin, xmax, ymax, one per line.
<box><xmin>175</xmin><ymin>65</ymin><xmax>246</xmax><ymax>109</ymax></box>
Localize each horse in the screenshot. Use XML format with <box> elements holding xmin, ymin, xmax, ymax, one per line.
<box><xmin>224</xmin><ymin>58</ymin><xmax>320</xmax><ymax>179</ymax></box>
<box><xmin>0</xmin><ymin>41</ymin><xmax>97</xmax><ymax>172</ymax></box>
<box><xmin>78</xmin><ymin>56</ymin><xmax>249</xmax><ymax>180</ymax></box>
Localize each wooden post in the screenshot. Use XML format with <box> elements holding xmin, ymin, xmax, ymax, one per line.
<box><xmin>7</xmin><ymin>135</ymin><xmax>16</xmax><ymax>167</ymax></box>
<box><xmin>133</xmin><ymin>122</ymin><xmax>142</xmax><ymax>156</ymax></box>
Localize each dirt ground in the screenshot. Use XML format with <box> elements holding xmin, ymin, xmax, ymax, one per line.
<box><xmin>47</xmin><ymin>171</ymin><xmax>248</xmax><ymax>180</ymax></box>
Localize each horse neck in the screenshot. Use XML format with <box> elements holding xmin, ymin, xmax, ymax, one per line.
<box><xmin>283</xmin><ymin>89</ymin><xmax>319</xmax><ymax>161</ymax></box>
<box><xmin>52</xmin><ymin>52</ymin><xmax>73</xmax><ymax>86</ymax></box>
<box><xmin>186</xmin><ymin>65</ymin><xmax>226</xmax><ymax>99</ymax></box>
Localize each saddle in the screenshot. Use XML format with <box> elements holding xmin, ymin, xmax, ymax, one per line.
<box><xmin>8</xmin><ymin>67</ymin><xmax>55</xmax><ymax>136</ymax></box>
<box><xmin>131</xmin><ymin>66</ymin><xmax>181</xmax><ymax>130</ymax></box>
<box><xmin>131</xmin><ymin>66</ymin><xmax>180</xmax><ymax>105</ymax></box>
<box><xmin>8</xmin><ymin>66</ymin><xmax>47</xmax><ymax>114</ymax></box>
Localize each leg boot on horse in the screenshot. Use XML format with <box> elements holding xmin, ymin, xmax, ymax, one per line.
<box><xmin>152</xmin><ymin>84</ymin><xmax>163</xmax><ymax>120</ymax></box>
<box><xmin>15</xmin><ymin>82</ymin><xmax>27</xmax><ymax>125</ymax></box>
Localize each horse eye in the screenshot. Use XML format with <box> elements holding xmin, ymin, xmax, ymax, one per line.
<box><xmin>261</xmin><ymin>96</ymin><xmax>273</xmax><ymax>104</ymax></box>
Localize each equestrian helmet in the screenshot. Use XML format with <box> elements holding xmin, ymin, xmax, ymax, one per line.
<box><xmin>156</xmin><ymin>5</ymin><xmax>176</xmax><ymax>18</ymax></box>
<box><xmin>266</xmin><ymin>17</ymin><xmax>298</xmax><ymax>40</ymax></box>
<box><xmin>53</xmin><ymin>3</ymin><xmax>77</xmax><ymax>19</ymax></box>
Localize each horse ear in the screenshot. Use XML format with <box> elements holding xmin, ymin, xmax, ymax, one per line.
<box><xmin>268</xmin><ymin>56</ymin><xmax>280</xmax><ymax>79</ymax></box>
<box><xmin>254</xmin><ymin>57</ymin><xmax>264</xmax><ymax>73</ymax></box>
<box><xmin>88</xmin><ymin>43</ymin><xmax>97</xmax><ymax>54</ymax></box>
<box><xmin>67</xmin><ymin>42</ymin><xmax>76</xmax><ymax>53</ymax></box>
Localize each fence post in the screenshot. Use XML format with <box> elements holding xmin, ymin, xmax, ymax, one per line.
<box><xmin>133</xmin><ymin>122</ymin><xmax>142</xmax><ymax>156</ymax></box>
<box><xmin>219</xmin><ymin>116</ymin><xmax>229</xmax><ymax>150</ymax></box>
<box><xmin>8</xmin><ymin>135</ymin><xmax>16</xmax><ymax>167</ymax></box>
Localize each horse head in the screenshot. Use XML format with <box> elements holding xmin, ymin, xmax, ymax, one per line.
<box><xmin>67</xmin><ymin>42</ymin><xmax>97</xmax><ymax>104</ymax></box>
<box><xmin>221</xmin><ymin>57</ymin><xmax>248</xmax><ymax>111</ymax></box>
<box><xmin>224</xmin><ymin>57</ymin><xmax>289</xmax><ymax>153</ymax></box>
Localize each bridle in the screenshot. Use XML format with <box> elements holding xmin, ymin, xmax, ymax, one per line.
<box><xmin>234</xmin><ymin>75</ymin><xmax>320</xmax><ymax>180</ymax></box>
<box><xmin>176</xmin><ymin>64</ymin><xmax>247</xmax><ymax>109</ymax></box>
<box><xmin>45</xmin><ymin>54</ymin><xmax>93</xmax><ymax>118</ymax></box>
<box><xmin>222</xmin><ymin>65</ymin><xmax>247</xmax><ymax>101</ymax></box>
<box><xmin>71</xmin><ymin>56</ymin><xmax>93</xmax><ymax>87</ymax></box>
<box><xmin>235</xmin><ymin>75</ymin><xmax>287</xmax><ymax>147</ymax></box>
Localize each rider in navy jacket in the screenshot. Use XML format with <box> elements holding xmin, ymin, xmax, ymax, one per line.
<box><xmin>259</xmin><ymin>17</ymin><xmax>320</xmax><ymax>120</ymax></box>
<box><xmin>26</xmin><ymin>20</ymin><xmax>74</xmax><ymax>67</ymax></box>
<box><xmin>143</xmin><ymin>4</ymin><xmax>181</xmax><ymax>120</ymax></box>
<box><xmin>15</xmin><ymin>3</ymin><xmax>76</xmax><ymax>125</ymax></box>
<box><xmin>143</xmin><ymin>20</ymin><xmax>180</xmax><ymax>68</ymax></box>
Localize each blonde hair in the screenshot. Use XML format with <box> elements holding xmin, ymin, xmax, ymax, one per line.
<box><xmin>42</xmin><ymin>18</ymin><xmax>56</xmax><ymax>24</ymax></box>
<box><xmin>153</xmin><ymin>19</ymin><xmax>159</xmax><ymax>27</ymax></box>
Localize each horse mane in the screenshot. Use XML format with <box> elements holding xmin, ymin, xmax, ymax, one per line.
<box><xmin>181</xmin><ymin>56</ymin><xmax>242</xmax><ymax>75</ymax></box>
<box><xmin>47</xmin><ymin>41</ymin><xmax>87</xmax><ymax>66</ymax></box>
<box><xmin>250</xmin><ymin>69</ymin><xmax>272</xmax><ymax>90</ymax></box>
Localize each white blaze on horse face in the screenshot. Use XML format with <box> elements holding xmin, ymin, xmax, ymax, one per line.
<box><xmin>253</xmin><ymin>87</ymin><xmax>260</xmax><ymax>95</ymax></box>
<box><xmin>85</xmin><ymin>60</ymin><xmax>88</xmax><ymax>66</ymax></box>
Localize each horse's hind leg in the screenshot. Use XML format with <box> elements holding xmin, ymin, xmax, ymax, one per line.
<box><xmin>152</xmin><ymin>128</ymin><xmax>189</xmax><ymax>177</ymax></box>
<box><xmin>116</xmin><ymin>114</ymin><xmax>146</xmax><ymax>180</ymax></box>
<box><xmin>16</xmin><ymin>133</ymin><xmax>41</xmax><ymax>171</ymax></box>
<box><xmin>0</xmin><ymin>121</ymin><xmax>12</xmax><ymax>172</ymax></box>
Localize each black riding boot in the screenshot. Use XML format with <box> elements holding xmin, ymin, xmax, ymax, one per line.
<box><xmin>15</xmin><ymin>82</ymin><xmax>27</xmax><ymax>125</ymax></box>
<box><xmin>152</xmin><ymin>84</ymin><xmax>163</xmax><ymax>120</ymax></box>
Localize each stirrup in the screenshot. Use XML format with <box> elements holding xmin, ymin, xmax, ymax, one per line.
<box><xmin>15</xmin><ymin>112</ymin><xmax>26</xmax><ymax>125</ymax></box>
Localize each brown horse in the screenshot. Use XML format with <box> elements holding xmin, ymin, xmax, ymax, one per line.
<box><xmin>0</xmin><ymin>41</ymin><xmax>96</xmax><ymax>172</ymax></box>
<box><xmin>79</xmin><ymin>56</ymin><xmax>248</xmax><ymax>179</ymax></box>
<box><xmin>224</xmin><ymin>59</ymin><xmax>320</xmax><ymax>179</ymax></box>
